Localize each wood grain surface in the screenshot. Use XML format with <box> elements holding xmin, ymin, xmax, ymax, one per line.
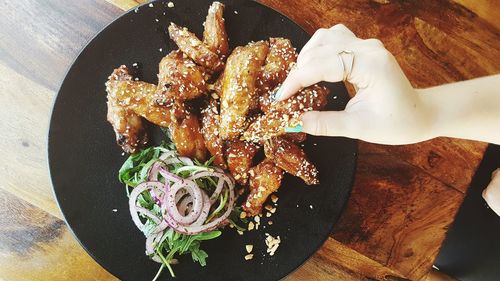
<box><xmin>1</xmin><ymin>0</ymin><xmax>498</xmax><ymax>280</ymax></box>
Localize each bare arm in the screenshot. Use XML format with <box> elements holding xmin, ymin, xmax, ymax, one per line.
<box><xmin>420</xmin><ymin>75</ymin><xmax>500</xmax><ymax>144</ymax></box>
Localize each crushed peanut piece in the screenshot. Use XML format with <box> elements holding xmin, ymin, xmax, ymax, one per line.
<box><xmin>248</xmin><ymin>221</ymin><xmax>255</xmax><ymax>231</ymax></box>
<box><xmin>271</xmin><ymin>195</ymin><xmax>279</xmax><ymax>203</ymax></box>
<box><xmin>246</xmin><ymin>245</ymin><xmax>253</xmax><ymax>253</ymax></box>
<box><xmin>244</xmin><ymin>254</ymin><xmax>253</xmax><ymax>260</ymax></box>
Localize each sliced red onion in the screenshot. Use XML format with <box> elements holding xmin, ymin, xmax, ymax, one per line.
<box><xmin>159</xmin><ymin>151</ymin><xmax>176</xmax><ymax>161</ymax></box>
<box><xmin>177</xmin><ymin>196</ymin><xmax>193</xmax><ymax>216</ymax></box>
<box><xmin>148</xmin><ymin>162</ymin><xmax>166</xmax><ymax>181</ymax></box>
<box><xmin>192</xmin><ymin>192</ymin><xmax>211</xmax><ymax>226</ymax></box>
<box><xmin>165</xmin><ymin>180</ymin><xmax>203</xmax><ymax>225</ymax></box>
<box><xmin>136</xmin><ymin>206</ymin><xmax>162</xmax><ymax>225</ymax></box>
<box><xmin>162</xmin><ymin>157</ymin><xmax>183</xmax><ymax>165</ymax></box>
<box><xmin>129</xmin><ymin>181</ymin><xmax>164</xmax><ymax>231</ymax></box>
<box><xmin>179</xmin><ymin>157</ymin><xmax>194</xmax><ymax>165</ymax></box>
<box><xmin>189</xmin><ymin>171</ymin><xmax>232</xmax><ymax>204</ymax></box>
<box><xmin>164</xmin><ymin>179</ymin><xmax>235</xmax><ymax>235</ymax></box>
<box><xmin>159</xmin><ymin>168</ymin><xmax>183</xmax><ymax>182</ymax></box>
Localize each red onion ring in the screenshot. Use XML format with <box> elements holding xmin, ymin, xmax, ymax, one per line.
<box><xmin>165</xmin><ymin>180</ymin><xmax>203</xmax><ymax>225</ymax></box>
<box><xmin>129</xmin><ymin>181</ymin><xmax>164</xmax><ymax>231</ymax></box>
<box><xmin>189</xmin><ymin>171</ymin><xmax>233</xmax><ymax>204</ymax></box>
<box><xmin>159</xmin><ymin>151</ymin><xmax>176</xmax><ymax>161</ymax></box>
<box><xmin>192</xmin><ymin>192</ymin><xmax>211</xmax><ymax>226</ymax></box>
<box><xmin>159</xmin><ymin>168</ymin><xmax>183</xmax><ymax>182</ymax></box>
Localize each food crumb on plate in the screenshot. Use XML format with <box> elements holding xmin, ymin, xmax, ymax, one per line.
<box><xmin>265</xmin><ymin>233</ymin><xmax>281</xmax><ymax>256</ymax></box>
<box><xmin>148</xmin><ymin>3</ymin><xmax>154</xmax><ymax>7</ymax></box>
<box><xmin>244</xmin><ymin>254</ymin><xmax>253</xmax><ymax>260</ymax></box>
<box><xmin>245</xmin><ymin>245</ymin><xmax>253</xmax><ymax>253</ymax></box>
<box><xmin>167</xmin><ymin>1</ymin><xmax>174</xmax><ymax>8</ymax></box>
<box><xmin>159</xmin><ymin>48</ymin><xmax>163</xmax><ymax>52</ymax></box>
<box><xmin>112</xmin><ymin>209</ymin><xmax>117</xmax><ymax>212</ymax></box>
<box><xmin>234</xmin><ymin>10</ymin><xmax>238</xmax><ymax>14</ymax></box>
<box><xmin>309</xmin><ymin>205</ymin><xmax>313</xmax><ymax>209</ymax></box>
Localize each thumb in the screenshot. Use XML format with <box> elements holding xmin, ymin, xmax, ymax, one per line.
<box><xmin>301</xmin><ymin>110</ymin><xmax>358</xmax><ymax>137</ymax></box>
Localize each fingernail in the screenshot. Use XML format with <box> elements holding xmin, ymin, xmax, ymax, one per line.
<box><xmin>273</xmin><ymin>87</ymin><xmax>283</xmax><ymax>101</ymax></box>
<box><xmin>284</xmin><ymin>124</ymin><xmax>303</xmax><ymax>133</ymax></box>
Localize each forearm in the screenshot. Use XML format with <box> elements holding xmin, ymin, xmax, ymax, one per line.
<box><xmin>419</xmin><ymin>74</ymin><xmax>500</xmax><ymax>144</ymax></box>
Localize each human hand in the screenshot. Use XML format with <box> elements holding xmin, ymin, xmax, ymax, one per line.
<box><xmin>483</xmin><ymin>169</ymin><xmax>500</xmax><ymax>216</ymax></box>
<box><xmin>276</xmin><ymin>24</ymin><xmax>435</xmax><ymax>145</ymax></box>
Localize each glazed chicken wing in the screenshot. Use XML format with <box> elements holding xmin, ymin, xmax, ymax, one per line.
<box><xmin>258</xmin><ymin>37</ymin><xmax>297</xmax><ymax>96</ymax></box>
<box><xmin>105</xmin><ymin>66</ymin><xmax>148</xmax><ymax>153</ymax></box>
<box><xmin>264</xmin><ymin>137</ymin><xmax>319</xmax><ymax>185</ymax></box>
<box><xmin>224</xmin><ymin>140</ymin><xmax>259</xmax><ymax>185</ymax></box>
<box><xmin>282</xmin><ymin>132</ymin><xmax>307</xmax><ymax>143</ymax></box>
<box><xmin>201</xmin><ymin>98</ymin><xmax>227</xmax><ymax>169</ymax></box>
<box><xmin>169</xmin><ymin>113</ymin><xmax>208</xmax><ymax>162</ymax></box>
<box><xmin>243</xmin><ymin>84</ymin><xmax>329</xmax><ymax>143</ymax></box>
<box><xmin>203</xmin><ymin>1</ymin><xmax>229</xmax><ymax>57</ymax></box>
<box><xmin>168</xmin><ymin>22</ymin><xmax>224</xmax><ymax>72</ymax></box>
<box><xmin>219</xmin><ymin>41</ymin><xmax>269</xmax><ymax>140</ymax></box>
<box><xmin>158</xmin><ymin>50</ymin><xmax>209</xmax><ymax>101</ymax></box>
<box><xmin>243</xmin><ymin>159</ymin><xmax>284</xmax><ymax>216</ymax></box>
<box><xmin>108</xmin><ymin>77</ymin><xmax>187</xmax><ymax>127</ymax></box>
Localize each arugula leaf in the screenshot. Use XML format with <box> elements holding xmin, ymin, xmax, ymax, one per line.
<box><xmin>190</xmin><ymin>242</ymin><xmax>209</xmax><ymax>266</ymax></box>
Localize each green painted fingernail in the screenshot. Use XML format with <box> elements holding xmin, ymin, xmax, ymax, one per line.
<box><xmin>284</xmin><ymin>124</ymin><xmax>303</xmax><ymax>133</ymax></box>
<box><xmin>273</xmin><ymin>87</ymin><xmax>283</xmax><ymax>100</ymax></box>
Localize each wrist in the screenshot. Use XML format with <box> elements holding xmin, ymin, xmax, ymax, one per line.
<box><xmin>415</xmin><ymin>88</ymin><xmax>442</xmax><ymax>141</ymax></box>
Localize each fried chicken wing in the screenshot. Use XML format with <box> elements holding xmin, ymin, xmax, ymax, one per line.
<box><xmin>224</xmin><ymin>140</ymin><xmax>259</xmax><ymax>185</ymax></box>
<box><xmin>168</xmin><ymin>22</ymin><xmax>224</xmax><ymax>72</ymax></box>
<box><xmin>201</xmin><ymin>98</ymin><xmax>227</xmax><ymax>169</ymax></box>
<box><xmin>219</xmin><ymin>41</ymin><xmax>269</xmax><ymax>140</ymax></box>
<box><xmin>105</xmin><ymin>66</ymin><xmax>148</xmax><ymax>153</ymax></box>
<box><xmin>203</xmin><ymin>1</ymin><xmax>229</xmax><ymax>57</ymax></box>
<box><xmin>264</xmin><ymin>137</ymin><xmax>319</xmax><ymax>185</ymax></box>
<box><xmin>169</xmin><ymin>114</ymin><xmax>208</xmax><ymax>162</ymax></box>
<box><xmin>243</xmin><ymin>159</ymin><xmax>284</xmax><ymax>216</ymax></box>
<box><xmin>243</xmin><ymin>84</ymin><xmax>329</xmax><ymax>142</ymax></box>
<box><xmin>257</xmin><ymin>37</ymin><xmax>297</xmax><ymax>95</ymax></box>
<box><xmin>283</xmin><ymin>132</ymin><xmax>307</xmax><ymax>143</ymax></box>
<box><xmin>108</xmin><ymin>77</ymin><xmax>187</xmax><ymax>127</ymax></box>
<box><xmin>158</xmin><ymin>50</ymin><xmax>208</xmax><ymax>101</ymax></box>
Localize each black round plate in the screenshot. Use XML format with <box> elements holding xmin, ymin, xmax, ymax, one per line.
<box><xmin>48</xmin><ymin>1</ymin><xmax>357</xmax><ymax>280</ymax></box>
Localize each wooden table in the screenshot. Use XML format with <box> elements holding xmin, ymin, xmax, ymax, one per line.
<box><xmin>1</xmin><ymin>0</ymin><xmax>498</xmax><ymax>280</ymax></box>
